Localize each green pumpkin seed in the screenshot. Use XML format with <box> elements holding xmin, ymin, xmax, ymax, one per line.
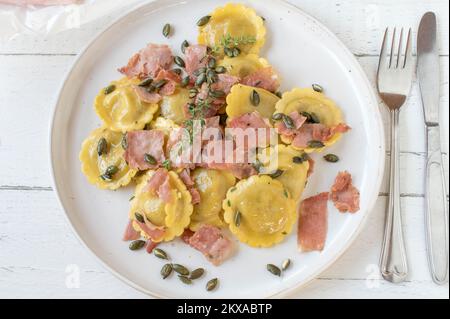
<box><xmin>196</xmin><ymin>15</ymin><xmax>211</xmax><ymax>27</ymax></box>
<box><xmin>250</xmin><ymin>90</ymin><xmax>260</xmax><ymax>106</ymax></box>
<box><xmin>174</xmin><ymin>56</ymin><xmax>185</xmax><ymax>68</ymax></box>
<box><xmin>106</xmin><ymin>165</ymin><xmax>119</xmax><ymax>176</ymax></box>
<box><xmin>308</xmin><ymin>140</ymin><xmax>325</xmax><ymax>148</ymax></box>
<box><xmin>104</xmin><ymin>85</ymin><xmax>116</xmax><ymax>95</ymax></box>
<box><xmin>138</xmin><ymin>77</ymin><xmax>153</xmax><ymax>87</ymax></box>
<box><xmin>206</xmin><ymin>278</ymin><xmax>218</xmax><ymax>291</ymax></box>
<box><xmin>194</xmin><ymin>67</ymin><xmax>207</xmax><ymax>76</ymax></box>
<box><xmin>292</xmin><ymin>156</ymin><xmax>305</xmax><ymax>164</ymax></box>
<box><xmin>97</xmin><ymin>138</ymin><xmax>107</xmax><ymax>156</ymax></box>
<box><xmin>252</xmin><ymin>160</ymin><xmax>262</xmax><ymax>173</ymax></box>
<box><xmin>234</xmin><ymin>211</ymin><xmax>241</xmax><ymax>227</ymax></box>
<box><xmin>189</xmin><ymin>268</ymin><xmax>205</xmax><ymax>280</ymax></box>
<box><xmin>267</xmin><ymin>264</ymin><xmax>281</xmax><ymax>276</ymax></box>
<box><xmin>178</xmin><ymin>275</ymin><xmax>192</xmax><ymax>285</ymax></box>
<box><xmin>162</xmin><ymin>23</ymin><xmax>171</xmax><ymax>38</ymax></box>
<box><xmin>215</xmin><ymin>66</ymin><xmax>226</xmax><ymax>74</ymax></box>
<box><xmin>172</xmin><ymin>68</ymin><xmax>182</xmax><ymax>75</ymax></box>
<box><xmin>232</xmin><ymin>47</ymin><xmax>241</xmax><ymax>57</ymax></box>
<box><xmin>153</xmin><ymin>79</ymin><xmax>168</xmax><ymax>89</ymax></box>
<box><xmin>129</xmin><ymin>240</ymin><xmax>146</xmax><ymax>251</ymax></box>
<box><xmin>282</xmin><ymin>115</ymin><xmax>294</xmax><ymax>129</ymax></box>
<box><xmin>195</xmin><ymin>73</ymin><xmax>207</xmax><ymax>87</ymax></box>
<box><xmin>309</xmin><ymin>112</ymin><xmax>320</xmax><ymax>124</ymax></box>
<box><xmin>144</xmin><ymin>154</ymin><xmax>157</xmax><ymax>165</ymax></box>
<box><xmin>230</xmin><ymin>187</ymin><xmax>237</xmax><ymax>192</ymax></box>
<box><xmin>173</xmin><ymin>264</ymin><xmax>190</xmax><ymax>276</ymax></box>
<box><xmin>181</xmin><ymin>40</ymin><xmax>189</xmax><ymax>54</ymax></box>
<box><xmin>275</xmin><ymin>91</ymin><xmax>283</xmax><ymax>98</ymax></box>
<box><xmin>312</xmin><ymin>83</ymin><xmax>323</xmax><ymax>93</ymax></box>
<box><xmin>323</xmin><ymin>154</ymin><xmax>339</xmax><ymax>163</ymax></box>
<box><xmin>301</xmin><ymin>111</ymin><xmax>320</xmax><ymax>124</ymax></box>
<box><xmin>129</xmin><ymin>195</ymin><xmax>135</xmax><ymax>201</ymax></box>
<box><xmin>281</xmin><ymin>259</ymin><xmax>291</xmax><ymax>271</ymax></box>
<box><xmin>208</xmin><ymin>57</ymin><xmax>216</xmax><ymax>69</ymax></box>
<box><xmin>161</xmin><ymin>263</ymin><xmax>173</xmax><ymax>279</ymax></box>
<box><xmin>153</xmin><ymin>248</ymin><xmax>169</xmax><ymax>260</ymax></box>
<box><xmin>209</xmin><ymin>90</ymin><xmax>225</xmax><ymax>98</ymax></box>
<box><xmin>121</xmin><ymin>134</ymin><xmax>128</xmax><ymax>150</ymax></box>
<box><xmin>283</xmin><ymin>190</ymin><xmax>289</xmax><ymax>198</ymax></box>
<box><xmin>181</xmin><ymin>76</ymin><xmax>190</xmax><ymax>87</ymax></box>
<box><xmin>206</xmin><ymin>70</ymin><xmax>218</xmax><ymax>84</ymax></box>
<box><xmin>272</xmin><ymin>113</ymin><xmax>283</xmax><ymax>121</ymax></box>
<box><xmin>100</xmin><ymin>173</ymin><xmax>112</xmax><ymax>181</ymax></box>
<box><xmin>224</xmin><ymin>47</ymin><xmax>234</xmax><ymax>57</ymax></box>
<box><xmin>227</xmin><ymin>200</ymin><xmax>231</xmax><ymax>207</ymax></box>
<box><xmin>269</xmin><ymin>169</ymin><xmax>284</xmax><ymax>179</ymax></box>
<box><xmin>189</xmin><ymin>88</ymin><xmax>199</xmax><ymax>98</ymax></box>
<box><xmin>134</xmin><ymin>212</ymin><xmax>145</xmax><ymax>223</ymax></box>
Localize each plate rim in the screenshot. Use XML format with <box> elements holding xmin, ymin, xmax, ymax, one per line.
<box><xmin>49</xmin><ymin>0</ymin><xmax>385</xmax><ymax>299</ymax></box>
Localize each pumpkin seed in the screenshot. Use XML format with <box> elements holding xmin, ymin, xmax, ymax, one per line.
<box><xmin>234</xmin><ymin>211</ymin><xmax>241</xmax><ymax>227</ymax></box>
<box><xmin>252</xmin><ymin>160</ymin><xmax>262</xmax><ymax>173</ymax></box>
<box><xmin>250</xmin><ymin>90</ymin><xmax>260</xmax><ymax>106</ymax></box>
<box><xmin>174</xmin><ymin>56</ymin><xmax>186</xmax><ymax>68</ymax></box>
<box><xmin>308</xmin><ymin>140</ymin><xmax>325</xmax><ymax>148</ymax></box>
<box><xmin>100</xmin><ymin>173</ymin><xmax>112</xmax><ymax>181</ymax></box>
<box><xmin>269</xmin><ymin>169</ymin><xmax>284</xmax><ymax>179</ymax></box>
<box><xmin>153</xmin><ymin>79</ymin><xmax>168</xmax><ymax>89</ymax></box>
<box><xmin>97</xmin><ymin>137</ymin><xmax>107</xmax><ymax>156</ymax></box>
<box><xmin>292</xmin><ymin>155</ymin><xmax>307</xmax><ymax>164</ymax></box>
<box><xmin>215</xmin><ymin>66</ymin><xmax>226</xmax><ymax>74</ymax></box>
<box><xmin>230</xmin><ymin>187</ymin><xmax>237</xmax><ymax>192</ymax></box>
<box><xmin>267</xmin><ymin>264</ymin><xmax>281</xmax><ymax>276</ymax></box>
<box><xmin>189</xmin><ymin>88</ymin><xmax>198</xmax><ymax>98</ymax></box>
<box><xmin>206</xmin><ymin>70</ymin><xmax>218</xmax><ymax>84</ymax></box>
<box><xmin>173</xmin><ymin>264</ymin><xmax>190</xmax><ymax>276</ymax></box>
<box><xmin>224</xmin><ymin>47</ymin><xmax>234</xmax><ymax>57</ymax></box>
<box><xmin>189</xmin><ymin>268</ymin><xmax>205</xmax><ymax>280</ymax></box>
<box><xmin>312</xmin><ymin>83</ymin><xmax>323</xmax><ymax>93</ymax></box>
<box><xmin>281</xmin><ymin>259</ymin><xmax>291</xmax><ymax>271</ymax></box>
<box><xmin>309</xmin><ymin>112</ymin><xmax>320</xmax><ymax>124</ymax></box>
<box><xmin>275</xmin><ymin>91</ymin><xmax>283</xmax><ymax>98</ymax></box>
<box><xmin>272</xmin><ymin>113</ymin><xmax>283</xmax><ymax>121</ymax></box>
<box><xmin>209</xmin><ymin>90</ymin><xmax>225</xmax><ymax>98</ymax></box>
<box><xmin>104</xmin><ymin>85</ymin><xmax>116</xmax><ymax>95</ymax></box>
<box><xmin>121</xmin><ymin>134</ymin><xmax>128</xmax><ymax>150</ymax></box>
<box><xmin>283</xmin><ymin>190</ymin><xmax>289</xmax><ymax>198</ymax></box>
<box><xmin>324</xmin><ymin>154</ymin><xmax>339</xmax><ymax>163</ymax></box>
<box><xmin>161</xmin><ymin>263</ymin><xmax>173</xmax><ymax>279</ymax></box>
<box><xmin>162</xmin><ymin>23</ymin><xmax>171</xmax><ymax>38</ymax></box>
<box><xmin>206</xmin><ymin>278</ymin><xmax>218</xmax><ymax>291</ymax></box>
<box><xmin>301</xmin><ymin>111</ymin><xmax>320</xmax><ymax>124</ymax></box>
<box><xmin>138</xmin><ymin>77</ymin><xmax>153</xmax><ymax>87</ymax></box>
<box><xmin>129</xmin><ymin>195</ymin><xmax>135</xmax><ymax>201</ymax></box>
<box><xmin>129</xmin><ymin>240</ymin><xmax>146</xmax><ymax>251</ymax></box>
<box><xmin>172</xmin><ymin>68</ymin><xmax>182</xmax><ymax>75</ymax></box>
<box><xmin>178</xmin><ymin>275</ymin><xmax>192</xmax><ymax>285</ymax></box>
<box><xmin>144</xmin><ymin>154</ymin><xmax>157</xmax><ymax>165</ymax></box>
<box><xmin>282</xmin><ymin>114</ymin><xmax>294</xmax><ymax>129</ymax></box>
<box><xmin>154</xmin><ymin>248</ymin><xmax>168</xmax><ymax>260</ymax></box>
<box><xmin>194</xmin><ymin>67</ymin><xmax>207</xmax><ymax>76</ymax></box>
<box><xmin>195</xmin><ymin>73</ymin><xmax>206</xmax><ymax>87</ymax></box>
<box><xmin>208</xmin><ymin>57</ymin><xmax>216</xmax><ymax>69</ymax></box>
<box><xmin>105</xmin><ymin>165</ymin><xmax>119</xmax><ymax>176</ymax></box>
<box><xmin>232</xmin><ymin>47</ymin><xmax>241</xmax><ymax>57</ymax></box>
<box><xmin>134</xmin><ymin>212</ymin><xmax>145</xmax><ymax>223</ymax></box>
<box><xmin>227</xmin><ymin>200</ymin><xmax>231</xmax><ymax>207</ymax></box>
<box><xmin>196</xmin><ymin>15</ymin><xmax>211</xmax><ymax>27</ymax></box>
<box><xmin>181</xmin><ymin>40</ymin><xmax>189</xmax><ymax>54</ymax></box>
<box><xmin>181</xmin><ymin>76</ymin><xmax>190</xmax><ymax>87</ymax></box>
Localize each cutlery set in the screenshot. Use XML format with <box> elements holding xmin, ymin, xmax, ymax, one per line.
<box><xmin>377</xmin><ymin>12</ymin><xmax>448</xmax><ymax>285</ymax></box>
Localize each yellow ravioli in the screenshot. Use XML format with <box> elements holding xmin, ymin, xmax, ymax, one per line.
<box><xmin>159</xmin><ymin>88</ymin><xmax>190</xmax><ymax>125</ymax></box>
<box><xmin>219</xmin><ymin>54</ymin><xmax>270</xmax><ymax>78</ymax></box>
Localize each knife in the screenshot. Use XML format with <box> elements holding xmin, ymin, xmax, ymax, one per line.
<box><xmin>417</xmin><ymin>12</ymin><xmax>449</xmax><ymax>285</ymax></box>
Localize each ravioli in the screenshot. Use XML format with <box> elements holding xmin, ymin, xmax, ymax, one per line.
<box><xmin>159</xmin><ymin>88</ymin><xmax>190</xmax><ymax>125</ymax></box>
<box><xmin>198</xmin><ymin>3</ymin><xmax>265</xmax><ymax>57</ymax></box>
<box><xmin>257</xmin><ymin>145</ymin><xmax>309</xmax><ymax>200</ymax></box>
<box><xmin>226</xmin><ymin>84</ymin><xmax>280</xmax><ymax>121</ymax></box>
<box><xmin>79</xmin><ymin>127</ymin><xmax>136</xmax><ymax>190</ymax></box>
<box><xmin>94</xmin><ymin>77</ymin><xmax>159</xmax><ymax>132</ymax></box>
<box><xmin>189</xmin><ymin>169</ymin><xmax>236</xmax><ymax>231</ymax></box>
<box><xmin>275</xmin><ymin>88</ymin><xmax>345</xmax><ymax>152</ymax></box>
<box><xmin>219</xmin><ymin>54</ymin><xmax>269</xmax><ymax>78</ymax></box>
<box><xmin>223</xmin><ymin>175</ymin><xmax>296</xmax><ymax>247</ymax></box>
<box><xmin>130</xmin><ymin>170</ymin><xmax>193</xmax><ymax>242</ymax></box>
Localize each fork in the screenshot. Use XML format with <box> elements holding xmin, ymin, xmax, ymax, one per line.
<box><xmin>377</xmin><ymin>27</ymin><xmax>414</xmax><ymax>283</ymax></box>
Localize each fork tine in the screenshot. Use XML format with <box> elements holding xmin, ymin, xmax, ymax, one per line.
<box><xmin>396</xmin><ymin>28</ymin><xmax>404</xmax><ymax>68</ymax></box>
<box><xmin>378</xmin><ymin>27</ymin><xmax>389</xmax><ymax>70</ymax></box>
<box><xmin>403</xmin><ymin>28</ymin><xmax>413</xmax><ymax>69</ymax></box>
<box><xmin>389</xmin><ymin>27</ymin><xmax>396</xmax><ymax>68</ymax></box>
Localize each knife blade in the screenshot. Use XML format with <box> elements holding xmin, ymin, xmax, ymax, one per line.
<box><xmin>417</xmin><ymin>12</ymin><xmax>449</xmax><ymax>285</ymax></box>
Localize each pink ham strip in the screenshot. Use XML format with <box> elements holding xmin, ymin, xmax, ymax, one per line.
<box><xmin>275</xmin><ymin>112</ymin><xmax>307</xmax><ymax>137</ymax></box>
<box><xmin>124</xmin><ymin>130</ymin><xmax>165</xmax><ymax>170</ymax></box>
<box><xmin>185</xmin><ymin>44</ymin><xmax>208</xmax><ymax>76</ymax></box>
<box><xmin>298</xmin><ymin>192</ymin><xmax>329</xmax><ymax>252</ymax></box>
<box><xmin>136</xmin><ymin>221</ymin><xmax>165</xmax><ymax>242</ymax></box>
<box><xmin>133</xmin><ymin>86</ymin><xmax>162</xmax><ymax>104</ymax></box>
<box><xmin>122</xmin><ymin>220</ymin><xmax>140</xmax><ymax>241</ymax></box>
<box><xmin>188</xmin><ymin>225</ymin><xmax>234</xmax><ymax>266</ymax></box>
<box><xmin>119</xmin><ymin>43</ymin><xmax>173</xmax><ymax>79</ymax></box>
<box><xmin>181</xmin><ymin>229</ymin><xmax>195</xmax><ymax>244</ymax></box>
<box><xmin>179</xmin><ymin>169</ymin><xmax>201</xmax><ymax>205</ymax></box>
<box><xmin>330</xmin><ymin>171</ymin><xmax>360</xmax><ymax>213</ymax></box>
<box><xmin>145</xmin><ymin>168</ymin><xmax>173</xmax><ymax>204</ymax></box>
<box><xmin>241</xmin><ymin>67</ymin><xmax>280</xmax><ymax>92</ymax></box>
<box><xmin>145</xmin><ymin>240</ymin><xmax>159</xmax><ymax>254</ymax></box>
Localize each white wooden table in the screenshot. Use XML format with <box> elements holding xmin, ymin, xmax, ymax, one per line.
<box><xmin>0</xmin><ymin>0</ymin><xmax>448</xmax><ymax>299</ymax></box>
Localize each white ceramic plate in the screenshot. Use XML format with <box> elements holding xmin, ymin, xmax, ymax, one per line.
<box><xmin>50</xmin><ymin>0</ymin><xmax>384</xmax><ymax>298</ymax></box>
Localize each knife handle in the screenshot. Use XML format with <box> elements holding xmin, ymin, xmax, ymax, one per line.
<box><xmin>425</xmin><ymin>125</ymin><xmax>449</xmax><ymax>285</ymax></box>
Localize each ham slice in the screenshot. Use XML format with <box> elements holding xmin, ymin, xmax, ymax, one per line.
<box><xmin>179</xmin><ymin>169</ymin><xmax>201</xmax><ymax>205</ymax></box>
<box><xmin>298</xmin><ymin>192</ymin><xmax>329</xmax><ymax>252</ymax></box>
<box><xmin>145</xmin><ymin>240</ymin><xmax>159</xmax><ymax>254</ymax></box>
<box><xmin>145</xmin><ymin>168</ymin><xmax>173</xmax><ymax>204</ymax></box>
<box><xmin>122</xmin><ymin>220</ymin><xmax>140</xmax><ymax>241</ymax></box>
<box><xmin>275</xmin><ymin>112</ymin><xmax>307</xmax><ymax>137</ymax></box>
<box><xmin>228</xmin><ymin>111</ymin><xmax>273</xmax><ymax>148</ymax></box>
<box><xmin>188</xmin><ymin>225</ymin><xmax>234</xmax><ymax>266</ymax></box>
<box><xmin>124</xmin><ymin>130</ymin><xmax>165</xmax><ymax>170</ymax></box>
<box><xmin>330</xmin><ymin>171</ymin><xmax>360</xmax><ymax>213</ymax></box>
<box><xmin>185</xmin><ymin>44</ymin><xmax>208</xmax><ymax>76</ymax></box>
<box><xmin>133</xmin><ymin>86</ymin><xmax>162</xmax><ymax>104</ymax></box>
<box><xmin>136</xmin><ymin>221</ymin><xmax>166</xmax><ymax>242</ymax></box>
<box><xmin>241</xmin><ymin>67</ymin><xmax>280</xmax><ymax>92</ymax></box>
<box><xmin>181</xmin><ymin>229</ymin><xmax>195</xmax><ymax>244</ymax></box>
<box><xmin>119</xmin><ymin>44</ymin><xmax>173</xmax><ymax>79</ymax></box>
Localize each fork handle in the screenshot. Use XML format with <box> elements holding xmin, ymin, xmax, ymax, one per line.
<box><xmin>380</xmin><ymin>109</ymin><xmax>409</xmax><ymax>283</ymax></box>
<box><xmin>425</xmin><ymin>125</ymin><xmax>449</xmax><ymax>284</ymax></box>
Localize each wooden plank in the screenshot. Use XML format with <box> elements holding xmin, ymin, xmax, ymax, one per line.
<box><xmin>0</xmin><ymin>0</ymin><xmax>448</xmax><ymax>56</ymax></box>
